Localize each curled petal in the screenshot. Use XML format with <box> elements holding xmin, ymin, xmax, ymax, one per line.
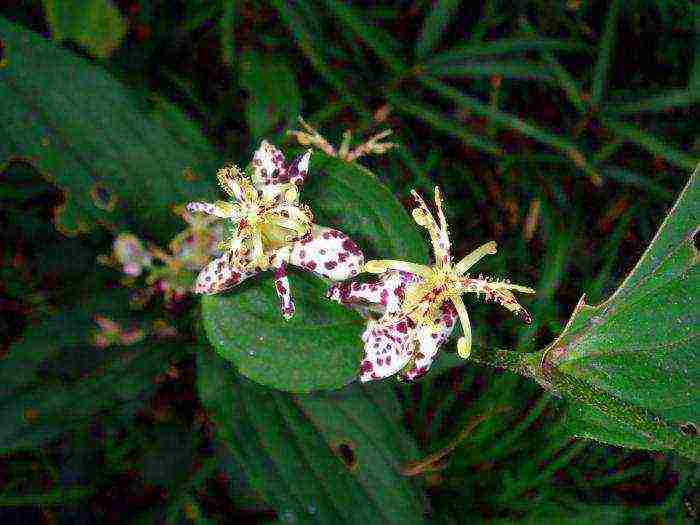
<box><xmin>399</xmin><ymin>303</ymin><xmax>457</xmax><ymax>382</ymax></box>
<box><xmin>359</xmin><ymin>318</ymin><xmax>414</xmax><ymax>382</ymax></box>
<box><xmin>193</xmin><ymin>253</ymin><xmax>257</xmax><ymax>294</ymax></box>
<box><xmin>290</xmin><ymin>225</ymin><xmax>364</xmax><ymax>281</ymax></box>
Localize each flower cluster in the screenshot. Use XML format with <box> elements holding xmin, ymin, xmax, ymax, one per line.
<box><xmin>328</xmin><ymin>187</ymin><xmax>534</xmax><ymax>382</ymax></box>
<box><xmin>113</xmin><ymin>128</ymin><xmax>534</xmax><ymax>384</ymax></box>
<box><xmin>186</xmin><ymin>141</ymin><xmax>364</xmax><ymax>319</ymax></box>
<box><xmin>104</xmin><ymin>205</ymin><xmax>224</xmax><ymax>306</ymax></box>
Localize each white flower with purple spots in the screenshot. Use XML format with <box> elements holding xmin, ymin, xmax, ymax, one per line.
<box><xmin>328</xmin><ymin>186</ymin><xmax>535</xmax><ymax>382</ymax></box>
<box><xmin>188</xmin><ymin>141</ymin><xmax>364</xmax><ymax>319</ymax></box>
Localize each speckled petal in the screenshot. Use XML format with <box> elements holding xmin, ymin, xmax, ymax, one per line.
<box><xmin>289</xmin><ymin>225</ymin><xmax>364</xmax><ymax>281</ymax></box>
<box><xmin>327</xmin><ymin>270</ymin><xmax>421</xmax><ymax>315</ymax></box>
<box><xmin>251</xmin><ymin>140</ymin><xmax>287</xmax><ymax>188</ymax></box>
<box><xmin>193</xmin><ymin>253</ymin><xmax>257</xmax><ymax>294</ymax></box>
<box><xmin>273</xmin><ymin>264</ymin><xmax>296</xmax><ymax>320</ymax></box>
<box><xmin>358</xmin><ymin>318</ymin><xmax>414</xmax><ymax>382</ymax></box>
<box><xmin>288</xmin><ymin>149</ymin><xmax>312</xmax><ymax>186</ymax></box>
<box><xmin>399</xmin><ymin>303</ymin><xmax>457</xmax><ymax>382</ymax></box>
<box><xmin>187</xmin><ymin>201</ymin><xmax>239</xmax><ymax>219</ymax></box>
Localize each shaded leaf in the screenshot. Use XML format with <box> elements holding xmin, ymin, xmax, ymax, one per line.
<box><xmin>418</xmin><ymin>75</ymin><xmax>601</xmax><ymax>183</ymax></box>
<box><xmin>239</xmin><ymin>50</ymin><xmax>301</xmax><ymax>143</ymax></box>
<box><xmin>0</xmin><ymin>340</ymin><xmax>181</xmax><ymax>454</ymax></box>
<box><xmin>43</xmin><ymin>0</ymin><xmax>127</xmax><ymax>59</ymax></box>
<box><xmin>0</xmin><ymin>17</ymin><xmax>221</xmax><ymax>239</ymax></box>
<box><xmin>197</xmin><ymin>348</ymin><xmax>427</xmax><ymax>524</ymax></box>
<box><xmin>603</xmin><ymin>88</ymin><xmax>699</xmax><ymax>115</ymax></box>
<box><xmin>0</xmin><ymin>289</ymin><xmax>132</xmax><ymax>401</ymax></box>
<box><xmin>201</xmin><ymin>152</ymin><xmax>427</xmax><ymax>392</ymax></box>
<box><xmin>600</xmin><ymin>117</ymin><xmax>698</xmax><ymax>172</ymax></box>
<box><xmin>415</xmin><ymin>0</ymin><xmax>461</xmax><ymax>61</ymax></box>
<box><xmin>590</xmin><ymin>0</ymin><xmax>623</xmax><ymax>107</ymax></box>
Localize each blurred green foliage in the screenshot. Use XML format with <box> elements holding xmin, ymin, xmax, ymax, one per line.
<box><xmin>0</xmin><ymin>0</ymin><xmax>698</xmax><ymax>523</ymax></box>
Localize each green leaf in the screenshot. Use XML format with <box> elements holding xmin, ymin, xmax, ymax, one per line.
<box><xmin>43</xmin><ymin>0</ymin><xmax>127</xmax><ymax>59</ymax></box>
<box><xmin>388</xmin><ymin>93</ymin><xmax>502</xmax><ymax>156</ymax></box>
<box><xmin>415</xmin><ymin>0</ymin><xmax>462</xmax><ymax>61</ymax></box>
<box><xmin>600</xmin><ymin>117</ymin><xmax>697</xmax><ymax>172</ymax></box>
<box><xmin>220</xmin><ymin>0</ymin><xmax>236</xmax><ymax>65</ymax></box>
<box><xmin>603</xmin><ymin>88</ymin><xmax>700</xmax><ymax>115</ymax></box>
<box><xmin>425</xmin><ymin>60</ymin><xmax>555</xmax><ymax>82</ymax></box>
<box><xmin>201</xmin><ymin>152</ymin><xmax>427</xmax><ymax>392</ymax></box>
<box><xmin>590</xmin><ymin>0</ymin><xmax>623</xmax><ymax>107</ymax></box>
<box><xmin>521</xmin><ymin>167</ymin><xmax>698</xmax><ymax>460</ymax></box>
<box><xmin>418</xmin><ymin>75</ymin><xmax>601</xmax><ymax>183</ymax></box>
<box><xmin>320</xmin><ymin>0</ymin><xmax>404</xmax><ymax>77</ymax></box>
<box><xmin>0</xmin><ymin>341</ymin><xmax>181</xmax><ymax>454</ymax></box>
<box><xmin>0</xmin><ymin>17</ymin><xmax>221</xmax><ymax>239</ymax></box>
<box><xmin>269</xmin><ymin>0</ymin><xmax>371</xmax><ymax>120</ymax></box>
<box><xmin>0</xmin><ymin>288</ymin><xmax>132</xmax><ymax>401</ymax></box>
<box><xmin>426</xmin><ymin>38</ymin><xmax>591</xmax><ymax>64</ymax></box>
<box><xmin>239</xmin><ymin>50</ymin><xmax>301</xmax><ymax>143</ymax></box>
<box><xmin>197</xmin><ymin>348</ymin><xmax>428</xmax><ymax>524</ymax></box>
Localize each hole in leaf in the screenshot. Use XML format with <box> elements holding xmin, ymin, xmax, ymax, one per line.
<box><xmin>90</xmin><ymin>184</ymin><xmax>118</xmax><ymax>212</ymax></box>
<box><xmin>332</xmin><ymin>441</ymin><xmax>357</xmax><ymax>471</ymax></box>
<box><xmin>693</xmin><ymin>227</ymin><xmax>700</xmax><ymax>253</ymax></box>
<box><xmin>680</xmin><ymin>422</ymin><xmax>698</xmax><ymax>437</ymax></box>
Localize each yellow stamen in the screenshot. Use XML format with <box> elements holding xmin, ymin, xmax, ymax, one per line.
<box><xmin>363</xmin><ymin>259</ymin><xmax>434</xmax><ymax>278</ymax></box>
<box><xmin>448</xmin><ymin>296</ymin><xmax>471</xmax><ymax>358</ymax></box>
<box><xmin>454</xmin><ymin>241</ymin><xmax>498</xmax><ymax>275</ymax></box>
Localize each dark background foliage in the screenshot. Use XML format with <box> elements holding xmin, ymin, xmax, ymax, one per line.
<box><xmin>0</xmin><ymin>0</ymin><xmax>698</xmax><ymax>523</ymax></box>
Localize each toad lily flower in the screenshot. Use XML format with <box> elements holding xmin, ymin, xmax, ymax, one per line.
<box><xmin>328</xmin><ymin>187</ymin><xmax>534</xmax><ymax>382</ymax></box>
<box><xmin>187</xmin><ymin>141</ymin><xmax>364</xmax><ymax>319</ymax></box>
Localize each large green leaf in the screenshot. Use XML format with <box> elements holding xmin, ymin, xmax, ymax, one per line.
<box><xmin>465</xmin><ymin>166</ymin><xmax>699</xmax><ymax>461</ymax></box>
<box><xmin>201</xmin><ymin>152</ymin><xmax>428</xmax><ymax>392</ymax></box>
<box><xmin>197</xmin><ymin>348</ymin><xmax>428</xmax><ymax>524</ymax></box>
<box><xmin>466</xmin><ymin>167</ymin><xmax>699</xmax><ymax>461</ymax></box>
<box><xmin>239</xmin><ymin>50</ymin><xmax>301</xmax><ymax>143</ymax></box>
<box><xmin>0</xmin><ymin>17</ymin><xmax>220</xmax><ymax>239</ymax></box>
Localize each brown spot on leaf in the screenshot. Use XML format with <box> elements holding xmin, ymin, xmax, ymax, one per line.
<box><xmin>680</xmin><ymin>422</ymin><xmax>698</xmax><ymax>437</ymax></box>
<box><xmin>332</xmin><ymin>441</ymin><xmax>358</xmax><ymax>471</ymax></box>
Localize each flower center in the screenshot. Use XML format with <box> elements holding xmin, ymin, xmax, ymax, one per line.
<box><xmin>401</xmin><ymin>268</ymin><xmax>461</xmax><ymax>326</ymax></box>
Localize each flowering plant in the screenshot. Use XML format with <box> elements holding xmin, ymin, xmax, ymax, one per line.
<box><xmin>187</xmin><ymin>141</ymin><xmax>364</xmax><ymax>319</ymax></box>
<box><xmin>330</xmin><ymin>187</ymin><xmax>534</xmax><ymax>382</ymax></box>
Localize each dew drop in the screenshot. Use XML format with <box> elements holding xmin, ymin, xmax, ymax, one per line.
<box><xmin>248</xmin><ymin>350</ymin><xmax>256</xmax><ymax>357</ymax></box>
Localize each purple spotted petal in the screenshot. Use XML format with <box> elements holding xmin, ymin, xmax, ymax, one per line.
<box><xmin>287</xmin><ymin>150</ymin><xmax>311</xmax><ymax>186</ymax></box>
<box><xmin>399</xmin><ymin>302</ymin><xmax>457</xmax><ymax>382</ymax></box>
<box><xmin>193</xmin><ymin>253</ymin><xmax>257</xmax><ymax>294</ymax></box>
<box><xmin>251</xmin><ymin>140</ymin><xmax>288</xmax><ymax>189</ymax></box>
<box><xmin>273</xmin><ymin>264</ymin><xmax>296</xmax><ymax>320</ymax></box>
<box><xmin>289</xmin><ymin>225</ymin><xmax>364</xmax><ymax>281</ymax></box>
<box><xmin>327</xmin><ymin>270</ymin><xmax>421</xmax><ymax>315</ymax></box>
<box><xmin>358</xmin><ymin>317</ymin><xmax>415</xmax><ymax>382</ymax></box>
